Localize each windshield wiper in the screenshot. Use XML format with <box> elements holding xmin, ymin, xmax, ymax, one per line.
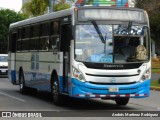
<box><xmin>127</xmin><ymin>21</ymin><xmax>133</xmax><ymax>41</ymax></box>
<box><xmin>91</xmin><ymin>20</ymin><xmax>105</xmax><ymax>43</ymax></box>
<box><xmin>127</xmin><ymin>21</ymin><xmax>133</xmax><ymax>34</ymax></box>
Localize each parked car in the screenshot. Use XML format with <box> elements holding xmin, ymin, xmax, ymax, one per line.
<box><xmin>0</xmin><ymin>54</ymin><xmax>8</xmax><ymax>75</ymax></box>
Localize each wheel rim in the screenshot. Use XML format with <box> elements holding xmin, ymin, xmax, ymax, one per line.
<box><xmin>53</xmin><ymin>81</ymin><xmax>58</xmax><ymax>100</ymax></box>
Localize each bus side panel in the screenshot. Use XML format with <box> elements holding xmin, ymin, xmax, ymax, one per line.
<box><xmin>53</xmin><ymin>52</ymin><xmax>64</xmax><ymax>94</ymax></box>
<box><xmin>24</xmin><ymin>52</ymin><xmax>64</xmax><ymax>92</ymax></box>
<box><xmin>15</xmin><ymin>52</ymin><xmax>32</xmax><ymax>85</ymax></box>
<box><xmin>13</xmin><ymin>51</ymin><xmax>65</xmax><ymax>93</ymax></box>
<box><xmin>36</xmin><ymin>52</ymin><xmax>58</xmax><ymax>91</ymax></box>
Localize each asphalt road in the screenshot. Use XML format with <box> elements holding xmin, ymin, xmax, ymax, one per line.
<box><xmin>0</xmin><ymin>76</ymin><xmax>160</xmax><ymax>120</ymax></box>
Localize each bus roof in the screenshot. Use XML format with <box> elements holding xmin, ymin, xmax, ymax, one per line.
<box><xmin>10</xmin><ymin>6</ymin><xmax>147</xmax><ymax>29</ymax></box>
<box><xmin>10</xmin><ymin>8</ymin><xmax>74</xmax><ymax>29</ymax></box>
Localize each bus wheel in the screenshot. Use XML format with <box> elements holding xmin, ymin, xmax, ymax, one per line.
<box><xmin>115</xmin><ymin>98</ymin><xmax>129</xmax><ymax>105</ymax></box>
<box><xmin>51</xmin><ymin>77</ymin><xmax>63</xmax><ymax>105</ymax></box>
<box><xmin>19</xmin><ymin>72</ymin><xmax>27</xmax><ymax>94</ymax></box>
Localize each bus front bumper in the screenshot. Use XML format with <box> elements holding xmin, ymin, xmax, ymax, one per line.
<box><xmin>71</xmin><ymin>78</ymin><xmax>150</xmax><ymax>98</ymax></box>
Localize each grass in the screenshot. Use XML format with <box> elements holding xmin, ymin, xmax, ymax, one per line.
<box><xmin>151</xmin><ymin>57</ymin><xmax>160</xmax><ymax>72</ymax></box>
<box><xmin>151</xmin><ymin>80</ymin><xmax>160</xmax><ymax>87</ymax></box>
<box><xmin>151</xmin><ymin>57</ymin><xmax>160</xmax><ymax>73</ymax></box>
<box><xmin>152</xmin><ymin>68</ymin><xmax>160</xmax><ymax>74</ymax></box>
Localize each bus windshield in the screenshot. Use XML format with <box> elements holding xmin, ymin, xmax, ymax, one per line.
<box><xmin>75</xmin><ymin>24</ymin><xmax>149</xmax><ymax>63</ymax></box>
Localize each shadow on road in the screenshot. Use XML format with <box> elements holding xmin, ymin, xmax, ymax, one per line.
<box><xmin>0</xmin><ymin>75</ymin><xmax>8</xmax><ymax>78</ymax></box>
<box><xmin>20</xmin><ymin>90</ymin><xmax>135</xmax><ymax>111</ymax></box>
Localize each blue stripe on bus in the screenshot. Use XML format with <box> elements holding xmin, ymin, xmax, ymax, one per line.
<box><xmin>29</xmin><ymin>75</ymin><xmax>64</xmax><ymax>93</ymax></box>
<box><xmin>12</xmin><ymin>71</ymin><xmax>66</xmax><ymax>93</ymax></box>
<box><xmin>11</xmin><ymin>70</ymin><xmax>16</xmax><ymax>84</ymax></box>
<box><xmin>10</xmin><ymin>70</ymin><xmax>150</xmax><ymax>98</ymax></box>
<box><xmin>59</xmin><ymin>76</ymin><xmax>63</xmax><ymax>93</ymax></box>
<box><xmin>71</xmin><ymin>78</ymin><xmax>150</xmax><ymax>98</ymax></box>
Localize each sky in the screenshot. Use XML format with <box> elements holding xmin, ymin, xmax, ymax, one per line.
<box><xmin>0</xmin><ymin>0</ymin><xmax>22</xmax><ymax>12</ymax></box>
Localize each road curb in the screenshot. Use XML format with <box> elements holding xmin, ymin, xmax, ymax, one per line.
<box><xmin>150</xmin><ymin>86</ymin><xmax>160</xmax><ymax>91</ymax></box>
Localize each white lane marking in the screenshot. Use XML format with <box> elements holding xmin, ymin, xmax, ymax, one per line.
<box><xmin>0</xmin><ymin>91</ymin><xmax>26</xmax><ymax>102</ymax></box>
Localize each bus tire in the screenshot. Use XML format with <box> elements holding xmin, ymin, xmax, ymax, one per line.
<box><xmin>19</xmin><ymin>72</ymin><xmax>27</xmax><ymax>94</ymax></box>
<box><xmin>51</xmin><ymin>75</ymin><xmax>63</xmax><ymax>106</ymax></box>
<box><xmin>115</xmin><ymin>98</ymin><xmax>129</xmax><ymax>105</ymax></box>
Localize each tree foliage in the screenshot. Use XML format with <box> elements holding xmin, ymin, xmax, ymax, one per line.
<box><xmin>22</xmin><ymin>0</ymin><xmax>49</xmax><ymax>17</ymax></box>
<box><xmin>54</xmin><ymin>0</ymin><xmax>71</xmax><ymax>12</ymax></box>
<box><xmin>135</xmin><ymin>0</ymin><xmax>160</xmax><ymax>44</ymax></box>
<box><xmin>22</xmin><ymin>0</ymin><xmax>71</xmax><ymax>17</ymax></box>
<box><xmin>0</xmin><ymin>9</ymin><xmax>27</xmax><ymax>53</ymax></box>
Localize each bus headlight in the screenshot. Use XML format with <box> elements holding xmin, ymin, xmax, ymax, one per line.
<box><xmin>140</xmin><ymin>68</ymin><xmax>151</xmax><ymax>82</ymax></box>
<box><xmin>72</xmin><ymin>66</ymin><xmax>85</xmax><ymax>82</ymax></box>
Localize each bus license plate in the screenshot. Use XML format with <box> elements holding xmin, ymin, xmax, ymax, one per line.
<box><xmin>109</xmin><ymin>87</ymin><xmax>119</xmax><ymax>92</ymax></box>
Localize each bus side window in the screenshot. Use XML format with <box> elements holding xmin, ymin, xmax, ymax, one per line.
<box><xmin>39</xmin><ymin>22</ymin><xmax>50</xmax><ymax>50</ymax></box>
<box><xmin>49</xmin><ymin>20</ymin><xmax>60</xmax><ymax>51</ymax></box>
<box><xmin>16</xmin><ymin>28</ymin><xmax>22</xmax><ymax>51</ymax></box>
<box><xmin>9</xmin><ymin>31</ymin><xmax>17</xmax><ymax>52</ymax></box>
<box><xmin>8</xmin><ymin>31</ymin><xmax>12</xmax><ymax>52</ymax></box>
<box><xmin>30</xmin><ymin>24</ymin><xmax>39</xmax><ymax>50</ymax></box>
<box><xmin>41</xmin><ymin>37</ymin><xmax>49</xmax><ymax>50</ymax></box>
<box><xmin>53</xmin><ymin>21</ymin><xmax>60</xmax><ymax>35</ymax></box>
<box><xmin>49</xmin><ymin>37</ymin><xmax>59</xmax><ymax>51</ymax></box>
<box><xmin>21</xmin><ymin>26</ymin><xmax>30</xmax><ymax>51</ymax></box>
<box><xmin>60</xmin><ymin>24</ymin><xmax>72</xmax><ymax>52</ymax></box>
<box><xmin>17</xmin><ymin>40</ymin><xmax>21</xmax><ymax>51</ymax></box>
<box><xmin>50</xmin><ymin>21</ymin><xmax>60</xmax><ymax>35</ymax></box>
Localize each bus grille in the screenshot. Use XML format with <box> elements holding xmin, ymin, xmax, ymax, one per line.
<box><xmin>89</xmin><ymin>81</ymin><xmax>137</xmax><ymax>85</ymax></box>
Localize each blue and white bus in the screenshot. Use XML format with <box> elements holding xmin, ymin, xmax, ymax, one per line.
<box><xmin>8</xmin><ymin>6</ymin><xmax>151</xmax><ymax>105</ymax></box>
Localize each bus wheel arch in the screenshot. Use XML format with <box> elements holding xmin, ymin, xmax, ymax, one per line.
<box><xmin>50</xmin><ymin>70</ymin><xmax>58</xmax><ymax>85</ymax></box>
<box><xmin>19</xmin><ymin>67</ymin><xmax>23</xmax><ymax>81</ymax></box>
<box><xmin>50</xmin><ymin>70</ymin><xmax>63</xmax><ymax>105</ymax></box>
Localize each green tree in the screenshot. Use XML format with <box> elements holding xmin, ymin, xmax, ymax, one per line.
<box><xmin>22</xmin><ymin>0</ymin><xmax>71</xmax><ymax>17</ymax></box>
<box><xmin>22</xmin><ymin>0</ymin><xmax>49</xmax><ymax>17</ymax></box>
<box><xmin>54</xmin><ymin>0</ymin><xmax>71</xmax><ymax>12</ymax></box>
<box><xmin>0</xmin><ymin>9</ymin><xmax>27</xmax><ymax>53</ymax></box>
<box><xmin>135</xmin><ymin>0</ymin><xmax>160</xmax><ymax>46</ymax></box>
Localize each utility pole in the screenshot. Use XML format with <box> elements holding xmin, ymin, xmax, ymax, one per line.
<box><xmin>49</xmin><ymin>0</ymin><xmax>53</xmax><ymax>13</ymax></box>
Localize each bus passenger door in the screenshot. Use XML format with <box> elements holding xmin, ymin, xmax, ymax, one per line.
<box><xmin>60</xmin><ymin>24</ymin><xmax>72</xmax><ymax>93</ymax></box>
